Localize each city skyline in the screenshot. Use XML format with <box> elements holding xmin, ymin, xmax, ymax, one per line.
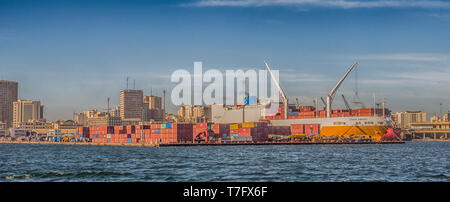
<box><xmin>1</xmin><ymin>0</ymin><xmax>450</xmax><ymax>120</ymax></box>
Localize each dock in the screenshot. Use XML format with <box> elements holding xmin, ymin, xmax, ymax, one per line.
<box><xmin>159</xmin><ymin>141</ymin><xmax>405</xmax><ymax>147</ymax></box>
<box><xmin>0</xmin><ymin>141</ymin><xmax>158</xmax><ymax>147</ymax></box>
<box><xmin>0</xmin><ymin>140</ymin><xmax>405</xmax><ymax>147</ymax></box>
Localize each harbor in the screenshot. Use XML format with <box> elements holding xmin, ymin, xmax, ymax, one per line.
<box><xmin>0</xmin><ymin>139</ymin><xmax>405</xmax><ymax>147</ymax></box>
<box><xmin>1</xmin><ymin>61</ymin><xmax>418</xmax><ymax>146</ymax></box>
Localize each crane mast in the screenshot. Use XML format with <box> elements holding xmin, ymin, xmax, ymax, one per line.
<box><xmin>326</xmin><ymin>62</ymin><xmax>358</xmax><ymax>118</ymax></box>
<box><xmin>320</xmin><ymin>97</ymin><xmax>327</xmax><ymax>108</ymax></box>
<box><xmin>264</xmin><ymin>61</ymin><xmax>288</xmax><ymax>119</ymax></box>
<box><xmin>341</xmin><ymin>94</ymin><xmax>351</xmax><ymax>111</ymax></box>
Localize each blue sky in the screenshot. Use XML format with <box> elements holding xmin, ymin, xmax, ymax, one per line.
<box><xmin>1</xmin><ymin>0</ymin><xmax>450</xmax><ymax>120</ymax></box>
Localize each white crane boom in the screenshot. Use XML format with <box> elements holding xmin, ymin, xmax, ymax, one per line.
<box><xmin>264</xmin><ymin>61</ymin><xmax>288</xmax><ymax>119</ymax></box>
<box><xmin>326</xmin><ymin>62</ymin><xmax>358</xmax><ymax>118</ymax></box>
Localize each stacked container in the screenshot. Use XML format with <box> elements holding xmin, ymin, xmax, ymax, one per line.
<box><xmin>290</xmin><ymin>124</ymin><xmax>304</xmax><ymax>135</ymax></box>
<box><xmin>211</xmin><ymin>124</ymin><xmax>230</xmax><ymax>141</ymax></box>
<box><xmin>76</xmin><ymin>127</ymin><xmax>90</xmax><ymax>138</ymax></box>
<box><xmin>192</xmin><ymin>122</ymin><xmax>212</xmax><ymax>142</ymax></box>
<box><xmin>269</xmin><ymin>126</ymin><xmax>291</xmax><ymax>136</ymax></box>
<box><xmin>304</xmin><ymin>124</ymin><xmax>320</xmax><ymax>135</ymax></box>
<box><xmin>235</xmin><ymin>122</ymin><xmax>269</xmax><ymax>142</ymax></box>
<box><xmin>90</xmin><ymin>126</ymin><xmax>113</xmax><ymax>143</ymax></box>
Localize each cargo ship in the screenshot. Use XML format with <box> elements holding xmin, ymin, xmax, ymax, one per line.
<box><xmin>209</xmin><ymin>61</ymin><xmax>397</xmax><ymax>141</ymax></box>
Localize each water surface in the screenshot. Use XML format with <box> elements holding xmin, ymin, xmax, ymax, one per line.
<box><xmin>0</xmin><ymin>142</ymin><xmax>448</xmax><ymax>182</ymax></box>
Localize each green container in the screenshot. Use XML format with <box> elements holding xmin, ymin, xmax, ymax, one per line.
<box><xmin>161</xmin><ymin>124</ymin><xmax>166</xmax><ymax>129</ymax></box>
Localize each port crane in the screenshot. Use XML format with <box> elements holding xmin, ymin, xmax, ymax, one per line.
<box><xmin>264</xmin><ymin>61</ymin><xmax>289</xmax><ymax>119</ymax></box>
<box><xmin>342</xmin><ymin>94</ymin><xmax>352</xmax><ymax>111</ymax></box>
<box><xmin>326</xmin><ymin>62</ymin><xmax>358</xmax><ymax>118</ymax></box>
<box><xmin>351</xmin><ymin>65</ymin><xmax>366</xmax><ymax>108</ymax></box>
<box><xmin>320</xmin><ymin>97</ymin><xmax>327</xmax><ymax>109</ymax></box>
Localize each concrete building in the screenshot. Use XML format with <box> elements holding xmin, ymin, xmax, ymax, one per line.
<box><xmin>120</xmin><ymin>89</ymin><xmax>143</xmax><ymax>121</ymax></box>
<box><xmin>177</xmin><ymin>105</ymin><xmax>211</xmax><ymax>123</ymax></box>
<box><xmin>51</xmin><ymin>120</ymin><xmax>84</xmax><ymax>135</ymax></box>
<box><xmin>143</xmin><ymin>95</ymin><xmax>163</xmax><ymax>121</ymax></box>
<box><xmin>410</xmin><ymin>120</ymin><xmax>450</xmax><ymax>140</ymax></box>
<box><xmin>165</xmin><ymin>113</ymin><xmax>179</xmax><ymax>123</ymax></box>
<box><xmin>9</xmin><ymin>128</ymin><xmax>27</xmax><ymax>137</ymax></box>
<box><xmin>0</xmin><ymin>122</ymin><xmax>5</xmax><ymax>136</ymax></box>
<box><xmin>75</xmin><ymin>113</ymin><xmax>88</xmax><ymax>126</ymax></box>
<box><xmin>12</xmin><ymin>100</ymin><xmax>44</xmax><ymax>128</ymax></box>
<box><xmin>109</xmin><ymin>106</ymin><xmax>121</xmax><ymax>117</ymax></box>
<box><xmin>75</xmin><ymin>109</ymin><xmax>114</xmax><ymax>126</ymax></box>
<box><xmin>0</xmin><ymin>80</ymin><xmax>18</xmax><ymax>128</ymax></box>
<box><xmin>15</xmin><ymin>120</ymin><xmax>51</xmax><ymax>130</ymax></box>
<box><xmin>177</xmin><ymin>107</ymin><xmax>185</xmax><ymax>120</ymax></box>
<box><xmin>143</xmin><ymin>95</ymin><xmax>162</xmax><ymax>110</ymax></box>
<box><xmin>87</xmin><ymin>115</ymin><xmax>122</xmax><ymax>126</ymax></box>
<box><xmin>211</xmin><ymin>104</ymin><xmax>262</xmax><ymax>124</ymax></box>
<box><xmin>442</xmin><ymin>111</ymin><xmax>450</xmax><ymax>122</ymax></box>
<box><xmin>394</xmin><ymin>111</ymin><xmax>427</xmax><ymax>130</ymax></box>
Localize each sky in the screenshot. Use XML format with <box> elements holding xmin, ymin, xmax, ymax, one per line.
<box><xmin>1</xmin><ymin>0</ymin><xmax>450</xmax><ymax>121</ymax></box>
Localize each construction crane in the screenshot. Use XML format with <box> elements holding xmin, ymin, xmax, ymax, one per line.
<box><xmin>326</xmin><ymin>62</ymin><xmax>358</xmax><ymax>118</ymax></box>
<box><xmin>351</xmin><ymin>65</ymin><xmax>366</xmax><ymax>109</ymax></box>
<box><xmin>264</xmin><ymin>61</ymin><xmax>288</xmax><ymax>119</ymax></box>
<box><xmin>342</xmin><ymin>94</ymin><xmax>352</xmax><ymax>111</ymax></box>
<box><xmin>313</xmin><ymin>98</ymin><xmax>317</xmax><ymax>109</ymax></box>
<box><xmin>320</xmin><ymin>97</ymin><xmax>327</xmax><ymax>108</ymax></box>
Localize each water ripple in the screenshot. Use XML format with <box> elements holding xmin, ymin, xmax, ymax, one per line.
<box><xmin>0</xmin><ymin>142</ymin><xmax>448</xmax><ymax>182</ymax></box>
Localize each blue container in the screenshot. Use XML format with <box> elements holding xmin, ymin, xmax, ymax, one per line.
<box><xmin>230</xmin><ymin>134</ymin><xmax>238</xmax><ymax>137</ymax></box>
<box><xmin>127</xmin><ymin>138</ymin><xmax>132</xmax><ymax>143</ymax></box>
<box><xmin>156</xmin><ymin>129</ymin><xmax>161</xmax><ymax>134</ymax></box>
<box><xmin>166</xmin><ymin>123</ymin><xmax>172</xmax><ymax>129</ymax></box>
<box><xmin>223</xmin><ymin>134</ymin><xmax>227</xmax><ymax>138</ymax></box>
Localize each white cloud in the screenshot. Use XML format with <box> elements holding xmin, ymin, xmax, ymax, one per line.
<box><xmin>185</xmin><ymin>0</ymin><xmax>450</xmax><ymax>9</ymax></box>
<box><xmin>389</xmin><ymin>71</ymin><xmax>450</xmax><ymax>83</ymax></box>
<box><xmin>358</xmin><ymin>53</ymin><xmax>450</xmax><ymax>62</ymax></box>
<box><xmin>281</xmin><ymin>71</ymin><xmax>331</xmax><ymax>82</ymax></box>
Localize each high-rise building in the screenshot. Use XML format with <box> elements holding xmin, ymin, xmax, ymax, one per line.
<box><xmin>12</xmin><ymin>100</ymin><xmax>44</xmax><ymax>128</ymax></box>
<box><xmin>120</xmin><ymin>89</ymin><xmax>143</xmax><ymax>121</ymax></box>
<box><xmin>143</xmin><ymin>95</ymin><xmax>162</xmax><ymax>110</ymax></box>
<box><xmin>394</xmin><ymin>111</ymin><xmax>427</xmax><ymax>130</ymax></box>
<box><xmin>0</xmin><ymin>80</ymin><xmax>19</xmax><ymax>128</ymax></box>
<box><xmin>143</xmin><ymin>95</ymin><xmax>163</xmax><ymax>121</ymax></box>
<box><xmin>177</xmin><ymin>105</ymin><xmax>210</xmax><ymax>122</ymax></box>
